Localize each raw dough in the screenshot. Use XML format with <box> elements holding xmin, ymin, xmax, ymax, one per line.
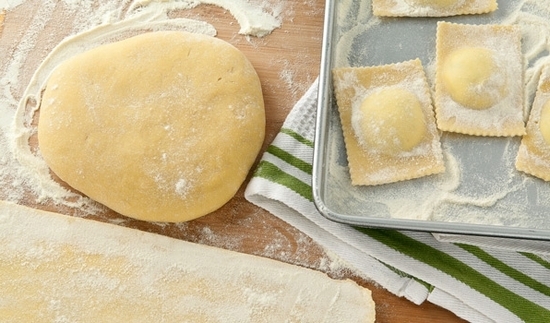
<box><xmin>0</xmin><ymin>10</ymin><xmax>5</xmax><ymax>32</ymax></box>
<box><xmin>441</xmin><ymin>47</ymin><xmax>507</xmax><ymax>110</ymax></box>
<box><xmin>408</xmin><ymin>0</ymin><xmax>460</xmax><ymax>8</ymax></box>
<box><xmin>38</xmin><ymin>31</ymin><xmax>265</xmax><ymax>222</ymax></box>
<box><xmin>333</xmin><ymin>59</ymin><xmax>445</xmax><ymax>186</ymax></box>
<box><xmin>516</xmin><ymin>66</ymin><xmax>550</xmax><ymax>181</ymax></box>
<box><xmin>0</xmin><ymin>201</ymin><xmax>376</xmax><ymax>322</ymax></box>
<box><xmin>539</xmin><ymin>100</ymin><xmax>550</xmax><ymax>145</ymax></box>
<box><xmin>434</xmin><ymin>22</ymin><xmax>525</xmax><ymax>137</ymax></box>
<box><xmin>352</xmin><ymin>87</ymin><xmax>427</xmax><ymax>155</ymax></box>
<box><xmin>373</xmin><ymin>0</ymin><xmax>496</xmax><ymax>17</ymax></box>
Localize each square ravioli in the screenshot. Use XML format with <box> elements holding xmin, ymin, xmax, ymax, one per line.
<box><xmin>372</xmin><ymin>0</ymin><xmax>497</xmax><ymax>17</ymax></box>
<box><xmin>434</xmin><ymin>22</ymin><xmax>525</xmax><ymax>137</ymax></box>
<box><xmin>516</xmin><ymin>65</ymin><xmax>550</xmax><ymax>181</ymax></box>
<box><xmin>332</xmin><ymin>59</ymin><xmax>445</xmax><ymax>186</ymax></box>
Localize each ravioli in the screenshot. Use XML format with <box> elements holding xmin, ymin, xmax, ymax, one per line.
<box><xmin>434</xmin><ymin>22</ymin><xmax>525</xmax><ymax>137</ymax></box>
<box><xmin>332</xmin><ymin>59</ymin><xmax>445</xmax><ymax>186</ymax></box>
<box><xmin>516</xmin><ymin>66</ymin><xmax>550</xmax><ymax>181</ymax></box>
<box><xmin>372</xmin><ymin>0</ymin><xmax>497</xmax><ymax>17</ymax></box>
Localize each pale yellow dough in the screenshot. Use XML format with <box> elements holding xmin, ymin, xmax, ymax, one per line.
<box><xmin>0</xmin><ymin>10</ymin><xmax>5</xmax><ymax>32</ymax></box>
<box><xmin>353</xmin><ymin>87</ymin><xmax>427</xmax><ymax>155</ymax></box>
<box><xmin>539</xmin><ymin>101</ymin><xmax>550</xmax><ymax>145</ymax></box>
<box><xmin>434</xmin><ymin>22</ymin><xmax>525</xmax><ymax>137</ymax></box>
<box><xmin>38</xmin><ymin>31</ymin><xmax>265</xmax><ymax>222</ymax></box>
<box><xmin>516</xmin><ymin>66</ymin><xmax>550</xmax><ymax>181</ymax></box>
<box><xmin>408</xmin><ymin>0</ymin><xmax>459</xmax><ymax>8</ymax></box>
<box><xmin>0</xmin><ymin>201</ymin><xmax>376</xmax><ymax>322</ymax></box>
<box><xmin>441</xmin><ymin>47</ymin><xmax>507</xmax><ymax>110</ymax></box>
<box><xmin>333</xmin><ymin>59</ymin><xmax>445</xmax><ymax>186</ymax></box>
<box><xmin>373</xmin><ymin>0</ymin><xmax>496</xmax><ymax>17</ymax></box>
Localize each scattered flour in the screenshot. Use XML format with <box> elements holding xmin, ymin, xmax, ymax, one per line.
<box><xmin>324</xmin><ymin>0</ymin><xmax>550</xmax><ymax>231</ymax></box>
<box><xmin>0</xmin><ymin>201</ymin><xmax>376</xmax><ymax>322</ymax></box>
<box><xmin>0</xmin><ymin>0</ymin><xmax>335</xmax><ymax>274</ymax></box>
<box><xmin>0</xmin><ymin>0</ymin><xmax>281</xmax><ymax>212</ymax></box>
<box><xmin>0</xmin><ymin>0</ymin><xmax>26</xmax><ymax>10</ymax></box>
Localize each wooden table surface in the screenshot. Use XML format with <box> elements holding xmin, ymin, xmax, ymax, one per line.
<box><xmin>1</xmin><ymin>1</ymin><xmax>468</xmax><ymax>322</ymax></box>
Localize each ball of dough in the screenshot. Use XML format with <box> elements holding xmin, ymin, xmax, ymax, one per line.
<box><xmin>352</xmin><ymin>87</ymin><xmax>427</xmax><ymax>155</ymax></box>
<box><xmin>539</xmin><ymin>99</ymin><xmax>550</xmax><ymax>145</ymax></box>
<box><xmin>441</xmin><ymin>47</ymin><xmax>507</xmax><ymax>110</ymax></box>
<box><xmin>38</xmin><ymin>31</ymin><xmax>265</xmax><ymax>222</ymax></box>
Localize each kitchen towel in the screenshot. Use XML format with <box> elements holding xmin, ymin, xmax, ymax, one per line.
<box><xmin>245</xmin><ymin>79</ymin><xmax>550</xmax><ymax>323</ymax></box>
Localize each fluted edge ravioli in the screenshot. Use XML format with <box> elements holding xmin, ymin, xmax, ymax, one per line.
<box><xmin>332</xmin><ymin>59</ymin><xmax>445</xmax><ymax>186</ymax></box>
<box><xmin>434</xmin><ymin>22</ymin><xmax>525</xmax><ymax>137</ymax></box>
<box><xmin>516</xmin><ymin>65</ymin><xmax>550</xmax><ymax>181</ymax></box>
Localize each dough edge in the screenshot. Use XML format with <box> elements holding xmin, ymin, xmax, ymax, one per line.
<box><xmin>38</xmin><ymin>31</ymin><xmax>266</xmax><ymax>222</ymax></box>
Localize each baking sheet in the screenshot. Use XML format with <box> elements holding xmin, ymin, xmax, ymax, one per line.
<box><xmin>313</xmin><ymin>0</ymin><xmax>550</xmax><ymax>239</ymax></box>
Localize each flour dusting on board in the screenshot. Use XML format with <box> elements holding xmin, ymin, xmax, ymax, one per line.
<box><xmin>0</xmin><ymin>0</ymin><xmax>281</xmax><ymax>213</ymax></box>
<box><xmin>0</xmin><ymin>0</ymin><xmax>335</xmax><ymax>275</ymax></box>
<box><xmin>1</xmin><ymin>1</ymin><xmax>24</xmax><ymax>10</ymax></box>
<box><xmin>326</xmin><ymin>0</ymin><xmax>550</xmax><ymax>229</ymax></box>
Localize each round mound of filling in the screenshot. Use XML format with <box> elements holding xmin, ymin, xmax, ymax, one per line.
<box><xmin>352</xmin><ymin>87</ymin><xmax>427</xmax><ymax>156</ymax></box>
<box><xmin>441</xmin><ymin>46</ymin><xmax>507</xmax><ymax>110</ymax></box>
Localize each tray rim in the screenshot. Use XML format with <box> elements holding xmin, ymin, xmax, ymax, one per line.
<box><xmin>311</xmin><ymin>0</ymin><xmax>550</xmax><ymax>241</ymax></box>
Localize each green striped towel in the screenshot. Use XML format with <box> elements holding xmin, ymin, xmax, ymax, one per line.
<box><xmin>244</xmin><ymin>79</ymin><xmax>550</xmax><ymax>323</ymax></box>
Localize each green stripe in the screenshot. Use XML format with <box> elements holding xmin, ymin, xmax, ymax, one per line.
<box><xmin>267</xmin><ymin>145</ymin><xmax>312</xmax><ymax>175</ymax></box>
<box><xmin>356</xmin><ymin>228</ymin><xmax>550</xmax><ymax>321</ymax></box>
<box><xmin>459</xmin><ymin>244</ymin><xmax>550</xmax><ymax>297</ymax></box>
<box><xmin>520</xmin><ymin>252</ymin><xmax>550</xmax><ymax>271</ymax></box>
<box><xmin>254</xmin><ymin>160</ymin><xmax>312</xmax><ymax>201</ymax></box>
<box><xmin>280</xmin><ymin>128</ymin><xmax>314</xmax><ymax>148</ymax></box>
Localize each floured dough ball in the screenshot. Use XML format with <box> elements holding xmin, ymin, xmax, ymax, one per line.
<box><xmin>352</xmin><ymin>87</ymin><xmax>427</xmax><ymax>155</ymax></box>
<box><xmin>441</xmin><ymin>47</ymin><xmax>507</xmax><ymax>110</ymax></box>
<box><xmin>38</xmin><ymin>31</ymin><xmax>265</xmax><ymax>222</ymax></box>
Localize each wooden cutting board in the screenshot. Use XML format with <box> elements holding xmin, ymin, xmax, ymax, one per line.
<box><xmin>0</xmin><ymin>1</ymin><xmax>466</xmax><ymax>322</ymax></box>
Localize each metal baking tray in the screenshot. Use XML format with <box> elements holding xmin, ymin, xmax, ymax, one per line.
<box><xmin>312</xmin><ymin>0</ymin><xmax>550</xmax><ymax>240</ymax></box>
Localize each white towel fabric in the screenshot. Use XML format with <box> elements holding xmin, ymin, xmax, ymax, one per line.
<box><xmin>245</xmin><ymin>79</ymin><xmax>550</xmax><ymax>323</ymax></box>
<box><xmin>432</xmin><ymin>233</ymin><xmax>550</xmax><ymax>256</ymax></box>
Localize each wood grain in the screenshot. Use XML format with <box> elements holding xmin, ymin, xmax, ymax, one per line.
<box><xmin>0</xmin><ymin>1</ymin><xmax>468</xmax><ymax>322</ymax></box>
